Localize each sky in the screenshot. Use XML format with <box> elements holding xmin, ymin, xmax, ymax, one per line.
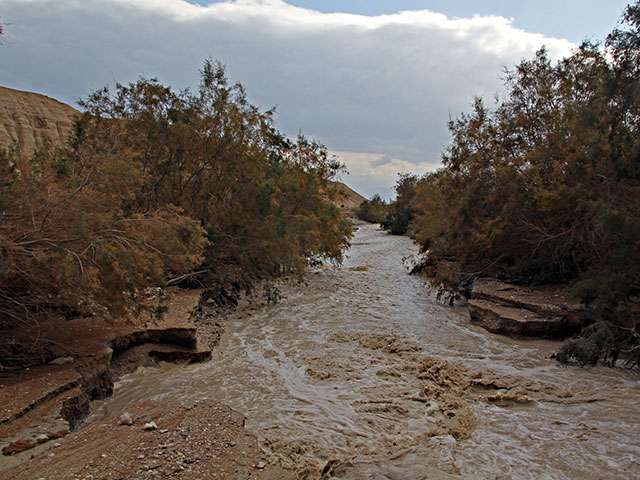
<box><xmin>0</xmin><ymin>0</ymin><xmax>632</xmax><ymax>199</ymax></box>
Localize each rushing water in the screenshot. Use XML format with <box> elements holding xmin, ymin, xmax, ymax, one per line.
<box><xmin>93</xmin><ymin>224</ymin><xmax>640</xmax><ymax>479</ymax></box>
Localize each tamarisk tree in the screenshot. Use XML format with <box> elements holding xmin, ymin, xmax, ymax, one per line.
<box><xmin>391</xmin><ymin>2</ymin><xmax>640</xmax><ymax>366</ymax></box>
<box><xmin>1</xmin><ymin>59</ymin><xmax>351</xmax><ymax>336</ymax></box>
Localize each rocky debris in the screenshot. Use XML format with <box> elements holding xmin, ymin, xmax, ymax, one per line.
<box><xmin>2</xmin><ymin>428</ymin><xmax>71</xmax><ymax>457</ymax></box>
<box><xmin>2</xmin><ymin>440</ymin><xmax>36</xmax><ymax>456</ymax></box>
<box><xmin>402</xmin><ymin>253</ymin><xmax>427</xmax><ymax>274</ymax></box>
<box><xmin>143</xmin><ymin>421</ymin><xmax>158</xmax><ymax>431</ymax></box>
<box><xmin>119</xmin><ymin>412</ymin><xmax>133</xmax><ymax>426</ymax></box>
<box><xmin>49</xmin><ymin>357</ymin><xmax>74</xmax><ymax>366</ymax></box>
<box><xmin>0</xmin><ymin>401</ymin><xmax>292</xmax><ymax>479</ymax></box>
<box><xmin>468</xmin><ymin>278</ymin><xmax>586</xmax><ymax>339</ymax></box>
<box><xmin>49</xmin><ymin>429</ymin><xmax>70</xmax><ymax>439</ymax></box>
<box><xmin>3</xmin><ymin>440</ymin><xmax>39</xmax><ymax>457</ymax></box>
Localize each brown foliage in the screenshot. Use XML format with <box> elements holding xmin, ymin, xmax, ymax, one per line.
<box><xmin>393</xmin><ymin>3</ymin><xmax>640</xmax><ymax>365</ymax></box>
<box><xmin>0</xmin><ymin>59</ymin><xmax>351</xmax><ymax>342</ymax></box>
<box><xmin>0</xmin><ymin>143</ymin><xmax>206</xmax><ymax>326</ymax></box>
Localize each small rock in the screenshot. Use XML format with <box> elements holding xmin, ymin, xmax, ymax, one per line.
<box><xmin>119</xmin><ymin>412</ymin><xmax>134</xmax><ymax>426</ymax></box>
<box><xmin>256</xmin><ymin>461</ymin><xmax>266</xmax><ymax>469</ymax></box>
<box><xmin>143</xmin><ymin>422</ymin><xmax>158</xmax><ymax>431</ymax></box>
<box><xmin>54</xmin><ymin>443</ymin><xmax>62</xmax><ymax>448</ymax></box>
<box><xmin>3</xmin><ymin>440</ymin><xmax>34</xmax><ymax>456</ymax></box>
<box><xmin>159</xmin><ymin>429</ymin><xmax>168</xmax><ymax>434</ymax></box>
<box><xmin>36</xmin><ymin>434</ymin><xmax>49</xmax><ymax>444</ymax></box>
<box><xmin>49</xmin><ymin>357</ymin><xmax>74</xmax><ymax>365</ymax></box>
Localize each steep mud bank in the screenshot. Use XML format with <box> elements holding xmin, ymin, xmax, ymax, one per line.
<box><xmin>78</xmin><ymin>224</ymin><xmax>640</xmax><ymax>479</ymax></box>
<box><xmin>0</xmin><ymin>288</ymin><xmax>222</xmax><ymax>474</ymax></box>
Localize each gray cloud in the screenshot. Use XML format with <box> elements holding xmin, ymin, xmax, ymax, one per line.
<box><xmin>0</xmin><ymin>0</ymin><xmax>574</xmax><ymax>196</ymax></box>
<box><xmin>370</xmin><ymin>155</ymin><xmax>393</xmax><ymax>168</ymax></box>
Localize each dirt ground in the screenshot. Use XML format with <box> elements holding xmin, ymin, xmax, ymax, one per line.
<box><xmin>0</xmin><ymin>287</ymin><xmax>296</xmax><ymax>479</ymax></box>
<box><xmin>0</xmin><ymin>401</ymin><xmax>293</xmax><ymax>480</ymax></box>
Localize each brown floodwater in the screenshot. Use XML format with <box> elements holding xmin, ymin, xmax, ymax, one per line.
<box><xmin>91</xmin><ymin>223</ymin><xmax>640</xmax><ymax>479</ymax></box>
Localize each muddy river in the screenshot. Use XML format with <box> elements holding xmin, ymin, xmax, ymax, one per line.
<box><xmin>93</xmin><ymin>224</ymin><xmax>640</xmax><ymax>479</ymax></box>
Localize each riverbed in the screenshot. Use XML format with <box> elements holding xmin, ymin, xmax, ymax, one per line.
<box><xmin>91</xmin><ymin>223</ymin><xmax>640</xmax><ymax>479</ymax></box>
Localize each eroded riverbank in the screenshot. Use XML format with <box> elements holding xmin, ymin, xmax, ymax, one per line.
<box><xmin>73</xmin><ymin>224</ymin><xmax>640</xmax><ymax>478</ymax></box>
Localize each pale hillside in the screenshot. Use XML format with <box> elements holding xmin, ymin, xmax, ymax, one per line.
<box><xmin>331</xmin><ymin>181</ymin><xmax>366</xmax><ymax>216</ymax></box>
<box><xmin>0</xmin><ymin>86</ymin><xmax>78</xmax><ymax>154</ymax></box>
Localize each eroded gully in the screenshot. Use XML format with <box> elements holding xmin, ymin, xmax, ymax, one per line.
<box><xmin>91</xmin><ymin>223</ymin><xmax>640</xmax><ymax>479</ymax></box>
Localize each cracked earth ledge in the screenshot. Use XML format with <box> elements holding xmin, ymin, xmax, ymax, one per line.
<box><xmin>0</xmin><ymin>288</ymin><xmax>290</xmax><ymax>479</ymax></box>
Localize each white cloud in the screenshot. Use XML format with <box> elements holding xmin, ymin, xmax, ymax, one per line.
<box><xmin>334</xmin><ymin>151</ymin><xmax>439</xmax><ymax>201</ymax></box>
<box><xmin>1</xmin><ymin>0</ymin><xmax>575</xmax><ymax>197</ymax></box>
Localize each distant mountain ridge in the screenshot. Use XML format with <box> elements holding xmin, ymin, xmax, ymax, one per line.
<box><xmin>0</xmin><ymin>86</ymin><xmax>79</xmax><ymax>154</ymax></box>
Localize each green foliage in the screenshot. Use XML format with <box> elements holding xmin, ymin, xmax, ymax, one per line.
<box><xmin>402</xmin><ymin>2</ymin><xmax>640</xmax><ymax>366</ymax></box>
<box><xmin>356</xmin><ymin>194</ymin><xmax>388</xmax><ymax>224</ymax></box>
<box><xmin>381</xmin><ymin>173</ymin><xmax>420</xmax><ymax>235</ymax></box>
<box><xmin>1</xmin><ymin>59</ymin><xmax>351</xmax><ymax>332</ymax></box>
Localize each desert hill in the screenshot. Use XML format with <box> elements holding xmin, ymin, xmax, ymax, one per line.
<box><xmin>331</xmin><ymin>180</ymin><xmax>367</xmax><ymax>215</ymax></box>
<box><xmin>0</xmin><ymin>86</ymin><xmax>79</xmax><ymax>154</ymax></box>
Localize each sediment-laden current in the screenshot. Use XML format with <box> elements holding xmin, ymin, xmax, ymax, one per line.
<box><xmin>93</xmin><ymin>224</ymin><xmax>640</xmax><ymax>479</ymax></box>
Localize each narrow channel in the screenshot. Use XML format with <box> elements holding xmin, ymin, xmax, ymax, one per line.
<box><xmin>93</xmin><ymin>224</ymin><xmax>640</xmax><ymax>479</ymax></box>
